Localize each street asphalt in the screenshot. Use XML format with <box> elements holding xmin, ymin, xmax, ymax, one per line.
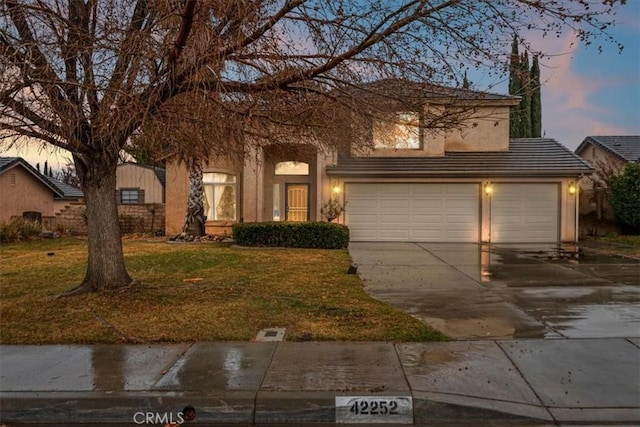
<box><xmin>1</xmin><ymin>242</ymin><xmax>639</xmax><ymax>426</ymax></box>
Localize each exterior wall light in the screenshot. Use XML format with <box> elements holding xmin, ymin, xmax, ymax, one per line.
<box><xmin>484</xmin><ymin>182</ymin><xmax>493</xmax><ymax>195</ymax></box>
<box><xmin>568</xmin><ymin>182</ymin><xmax>577</xmax><ymax>195</ymax></box>
<box><xmin>332</xmin><ymin>185</ymin><xmax>341</xmax><ymax>194</ymax></box>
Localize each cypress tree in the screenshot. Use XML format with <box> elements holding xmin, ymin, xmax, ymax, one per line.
<box><xmin>520</xmin><ymin>51</ymin><xmax>531</xmax><ymax>138</ymax></box>
<box><xmin>530</xmin><ymin>55</ymin><xmax>542</xmax><ymax>138</ymax></box>
<box><xmin>462</xmin><ymin>71</ymin><xmax>471</xmax><ymax>89</ymax></box>
<box><xmin>508</xmin><ymin>35</ymin><xmax>521</xmax><ymax>138</ymax></box>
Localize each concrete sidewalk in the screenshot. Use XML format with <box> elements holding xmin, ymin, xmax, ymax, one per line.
<box><xmin>1</xmin><ymin>339</ymin><xmax>639</xmax><ymax>426</ymax></box>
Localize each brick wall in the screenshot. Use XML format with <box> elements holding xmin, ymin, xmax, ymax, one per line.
<box><xmin>54</xmin><ymin>203</ymin><xmax>165</xmax><ymax>235</ymax></box>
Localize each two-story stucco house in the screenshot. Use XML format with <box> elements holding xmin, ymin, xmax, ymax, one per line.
<box><xmin>165</xmin><ymin>80</ymin><xmax>593</xmax><ymax>243</ymax></box>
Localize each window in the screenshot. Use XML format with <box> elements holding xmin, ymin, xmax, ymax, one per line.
<box><xmin>120</xmin><ymin>188</ymin><xmax>140</xmax><ymax>204</ymax></box>
<box><xmin>373</xmin><ymin>112</ymin><xmax>420</xmax><ymax>150</ymax></box>
<box><xmin>273</xmin><ymin>183</ymin><xmax>281</xmax><ymax>221</ymax></box>
<box><xmin>275</xmin><ymin>161</ymin><xmax>309</xmax><ymax>175</ymax></box>
<box><xmin>203</xmin><ymin>173</ymin><xmax>236</xmax><ymax>221</ymax></box>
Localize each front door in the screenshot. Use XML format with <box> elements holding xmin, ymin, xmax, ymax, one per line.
<box><xmin>286</xmin><ymin>184</ymin><xmax>309</xmax><ymax>221</ymax></box>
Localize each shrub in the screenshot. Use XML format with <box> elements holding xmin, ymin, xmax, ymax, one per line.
<box><xmin>0</xmin><ymin>218</ymin><xmax>42</xmax><ymax>243</ymax></box>
<box><xmin>320</xmin><ymin>199</ymin><xmax>346</xmax><ymax>222</ymax></box>
<box><xmin>232</xmin><ymin>221</ymin><xmax>349</xmax><ymax>249</ymax></box>
<box><xmin>609</xmin><ymin>163</ymin><xmax>640</xmax><ymax>234</ymax></box>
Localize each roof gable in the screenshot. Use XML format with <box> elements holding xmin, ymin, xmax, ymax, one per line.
<box><xmin>0</xmin><ymin>157</ymin><xmax>83</xmax><ymax>199</ymax></box>
<box><xmin>118</xmin><ymin>162</ymin><xmax>166</xmax><ymax>187</ymax></box>
<box><xmin>576</xmin><ymin>136</ymin><xmax>640</xmax><ymax>163</ymax></box>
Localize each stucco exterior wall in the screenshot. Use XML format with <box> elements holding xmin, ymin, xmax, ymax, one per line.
<box><xmin>575</xmin><ymin>143</ymin><xmax>625</xmax><ymax>190</ymax></box>
<box><xmin>116</xmin><ymin>163</ymin><xmax>164</xmax><ymax>203</ymax></box>
<box><xmin>444</xmin><ymin>106</ymin><xmax>511</xmax><ymax>152</ymax></box>
<box><xmin>164</xmin><ymin>161</ymin><xmax>189</xmax><ymax>235</ymax></box>
<box><xmin>0</xmin><ymin>165</ymin><xmax>55</xmax><ymax>222</ymax></box>
<box><xmin>354</xmin><ymin>104</ymin><xmax>511</xmax><ymax>157</ymax></box>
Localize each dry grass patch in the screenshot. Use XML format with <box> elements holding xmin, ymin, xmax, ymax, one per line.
<box><xmin>582</xmin><ymin>235</ymin><xmax>640</xmax><ymax>258</ymax></box>
<box><xmin>0</xmin><ymin>238</ymin><xmax>447</xmax><ymax>344</ymax></box>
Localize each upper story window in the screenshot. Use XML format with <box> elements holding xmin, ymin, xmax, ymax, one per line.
<box><xmin>203</xmin><ymin>173</ymin><xmax>236</xmax><ymax>221</ymax></box>
<box><xmin>373</xmin><ymin>112</ymin><xmax>420</xmax><ymax>150</ymax></box>
<box><xmin>275</xmin><ymin>161</ymin><xmax>309</xmax><ymax>175</ymax></box>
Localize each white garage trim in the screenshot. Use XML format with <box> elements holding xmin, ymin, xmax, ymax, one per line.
<box><xmin>345</xmin><ymin>183</ymin><xmax>480</xmax><ymax>242</ymax></box>
<box><xmin>490</xmin><ymin>183</ymin><xmax>559</xmax><ymax>243</ymax></box>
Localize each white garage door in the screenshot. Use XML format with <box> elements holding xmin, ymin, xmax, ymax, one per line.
<box><xmin>345</xmin><ymin>183</ymin><xmax>480</xmax><ymax>242</ymax></box>
<box><xmin>491</xmin><ymin>183</ymin><xmax>559</xmax><ymax>243</ymax></box>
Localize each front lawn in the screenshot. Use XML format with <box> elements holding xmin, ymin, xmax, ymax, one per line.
<box><xmin>0</xmin><ymin>238</ymin><xmax>447</xmax><ymax>344</ymax></box>
<box><xmin>581</xmin><ymin>235</ymin><xmax>640</xmax><ymax>258</ymax></box>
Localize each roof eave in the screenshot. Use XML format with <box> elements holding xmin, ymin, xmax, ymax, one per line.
<box><xmin>326</xmin><ymin>169</ymin><xmax>594</xmax><ymax>178</ymax></box>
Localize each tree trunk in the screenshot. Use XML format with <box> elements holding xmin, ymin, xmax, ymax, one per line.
<box><xmin>62</xmin><ymin>159</ymin><xmax>132</xmax><ymax>295</ymax></box>
<box><xmin>182</xmin><ymin>159</ymin><xmax>206</xmax><ymax>236</ymax></box>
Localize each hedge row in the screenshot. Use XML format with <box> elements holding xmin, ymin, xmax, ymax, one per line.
<box><xmin>232</xmin><ymin>221</ymin><xmax>349</xmax><ymax>249</ymax></box>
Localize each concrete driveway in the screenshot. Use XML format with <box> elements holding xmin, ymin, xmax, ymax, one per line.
<box><xmin>349</xmin><ymin>242</ymin><xmax>640</xmax><ymax>340</ymax></box>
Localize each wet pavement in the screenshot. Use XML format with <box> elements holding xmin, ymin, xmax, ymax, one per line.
<box><xmin>349</xmin><ymin>242</ymin><xmax>640</xmax><ymax>340</ymax></box>
<box><xmin>1</xmin><ymin>243</ymin><xmax>639</xmax><ymax>426</ymax></box>
<box><xmin>1</xmin><ymin>340</ymin><xmax>639</xmax><ymax>426</ymax></box>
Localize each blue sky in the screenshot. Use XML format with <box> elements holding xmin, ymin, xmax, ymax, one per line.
<box><xmin>2</xmin><ymin>2</ymin><xmax>639</xmax><ymax>169</ymax></box>
<box><xmin>509</xmin><ymin>1</ymin><xmax>639</xmax><ymax>150</ymax></box>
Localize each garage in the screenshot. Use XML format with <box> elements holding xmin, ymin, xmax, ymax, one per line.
<box><xmin>345</xmin><ymin>183</ymin><xmax>480</xmax><ymax>242</ymax></box>
<box><xmin>490</xmin><ymin>183</ymin><xmax>559</xmax><ymax>243</ymax></box>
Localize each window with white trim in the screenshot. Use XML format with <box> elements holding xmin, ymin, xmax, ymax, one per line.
<box><xmin>203</xmin><ymin>173</ymin><xmax>237</xmax><ymax>221</ymax></box>
<box><xmin>373</xmin><ymin>112</ymin><xmax>420</xmax><ymax>150</ymax></box>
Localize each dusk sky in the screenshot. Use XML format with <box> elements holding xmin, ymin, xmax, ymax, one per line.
<box><xmin>513</xmin><ymin>1</ymin><xmax>640</xmax><ymax>151</ymax></box>
<box><xmin>2</xmin><ymin>2</ymin><xmax>639</xmax><ymax>170</ymax></box>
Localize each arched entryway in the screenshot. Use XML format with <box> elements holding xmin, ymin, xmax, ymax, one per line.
<box><xmin>262</xmin><ymin>145</ymin><xmax>318</xmax><ymax>222</ymax></box>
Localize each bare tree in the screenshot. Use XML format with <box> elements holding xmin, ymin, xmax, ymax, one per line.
<box><xmin>53</xmin><ymin>160</ymin><xmax>81</xmax><ymax>187</ymax></box>
<box><xmin>0</xmin><ymin>0</ymin><xmax>625</xmax><ymax>294</ymax></box>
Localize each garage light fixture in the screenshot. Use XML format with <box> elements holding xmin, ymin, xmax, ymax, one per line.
<box><xmin>332</xmin><ymin>184</ymin><xmax>341</xmax><ymax>194</ymax></box>
<box><xmin>484</xmin><ymin>182</ymin><xmax>493</xmax><ymax>195</ymax></box>
<box><xmin>568</xmin><ymin>182</ymin><xmax>577</xmax><ymax>195</ymax></box>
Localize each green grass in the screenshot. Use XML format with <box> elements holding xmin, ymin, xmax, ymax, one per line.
<box><xmin>584</xmin><ymin>234</ymin><xmax>640</xmax><ymax>257</ymax></box>
<box><xmin>0</xmin><ymin>237</ymin><xmax>448</xmax><ymax>344</ymax></box>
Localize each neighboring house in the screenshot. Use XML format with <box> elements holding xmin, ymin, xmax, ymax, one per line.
<box><xmin>0</xmin><ymin>157</ymin><xmax>84</xmax><ymax>224</ymax></box>
<box><xmin>165</xmin><ymin>79</ymin><xmax>593</xmax><ymax>243</ymax></box>
<box><xmin>575</xmin><ymin>136</ymin><xmax>640</xmax><ymax>189</ymax></box>
<box><xmin>116</xmin><ymin>162</ymin><xmax>166</xmax><ymax>204</ymax></box>
<box><xmin>574</xmin><ymin>136</ymin><xmax>639</xmax><ymax>230</ymax></box>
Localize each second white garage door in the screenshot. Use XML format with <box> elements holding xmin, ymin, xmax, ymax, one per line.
<box><xmin>345</xmin><ymin>183</ymin><xmax>480</xmax><ymax>242</ymax></box>
<box><xmin>491</xmin><ymin>183</ymin><xmax>559</xmax><ymax>243</ymax></box>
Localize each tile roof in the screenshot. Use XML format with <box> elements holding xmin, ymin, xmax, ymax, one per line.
<box><xmin>49</xmin><ymin>177</ymin><xmax>84</xmax><ymax>199</ymax></box>
<box><xmin>343</xmin><ymin>78</ymin><xmax>520</xmax><ymax>105</ymax></box>
<box><xmin>575</xmin><ymin>136</ymin><xmax>640</xmax><ymax>163</ymax></box>
<box><xmin>0</xmin><ymin>156</ymin><xmax>83</xmax><ymax>199</ymax></box>
<box><xmin>327</xmin><ymin>138</ymin><xmax>593</xmax><ymax>178</ymax></box>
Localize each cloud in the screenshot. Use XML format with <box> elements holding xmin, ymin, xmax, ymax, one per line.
<box><xmin>521</xmin><ymin>28</ymin><xmax>640</xmax><ymax>149</ymax></box>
